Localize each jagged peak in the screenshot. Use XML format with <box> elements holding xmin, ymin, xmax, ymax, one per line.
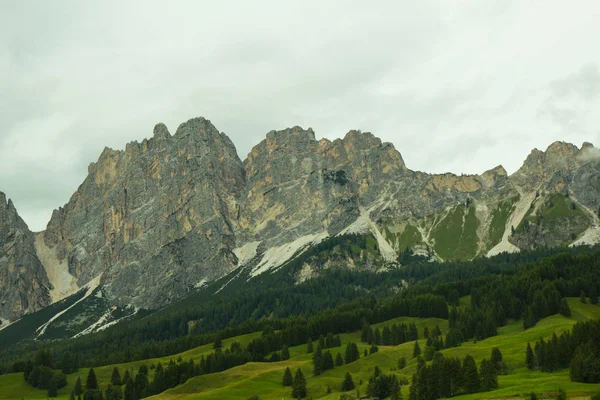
<box><xmin>342</xmin><ymin>130</ymin><xmax>381</xmax><ymax>145</ymax></box>
<box><xmin>153</xmin><ymin>122</ymin><xmax>171</xmax><ymax>140</ymax></box>
<box><xmin>174</xmin><ymin>116</ymin><xmax>221</xmax><ymax>138</ymax></box>
<box><xmin>0</xmin><ymin>191</ymin><xmax>7</xmax><ymax>209</ymax></box>
<box><xmin>545</xmin><ymin>140</ymin><xmax>580</xmax><ymax>156</ymax></box>
<box><xmin>582</xmin><ymin>142</ymin><xmax>595</xmax><ymax>151</ymax></box>
<box><xmin>265</xmin><ymin>126</ymin><xmax>316</xmax><ymax>141</ymax></box>
<box><xmin>487</xmin><ymin>165</ymin><xmax>507</xmax><ymax>176</ymax></box>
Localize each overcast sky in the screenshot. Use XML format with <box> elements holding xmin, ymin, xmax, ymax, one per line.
<box><xmin>1</xmin><ymin>1</ymin><xmax>600</xmax><ymax>231</ymax></box>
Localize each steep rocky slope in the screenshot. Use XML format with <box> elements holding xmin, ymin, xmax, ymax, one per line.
<box><xmin>1</xmin><ymin>117</ymin><xmax>599</xmax><ymax>327</ymax></box>
<box><xmin>0</xmin><ymin>192</ymin><xmax>51</xmax><ymax>324</ymax></box>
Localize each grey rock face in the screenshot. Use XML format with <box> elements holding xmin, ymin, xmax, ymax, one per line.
<box><xmin>42</xmin><ymin>117</ymin><xmax>245</xmax><ymax>308</ymax></box>
<box><xmin>2</xmin><ymin>118</ymin><xmax>599</xmax><ymax>320</ymax></box>
<box><xmin>0</xmin><ymin>192</ymin><xmax>51</xmax><ymax>322</ymax></box>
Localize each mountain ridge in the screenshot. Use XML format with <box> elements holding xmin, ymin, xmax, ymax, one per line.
<box><xmin>1</xmin><ymin>116</ymin><xmax>599</xmax><ymax>327</ymax></box>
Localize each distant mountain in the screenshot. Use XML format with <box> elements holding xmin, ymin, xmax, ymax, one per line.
<box><xmin>1</xmin><ymin>116</ymin><xmax>599</xmax><ymax>334</ymax></box>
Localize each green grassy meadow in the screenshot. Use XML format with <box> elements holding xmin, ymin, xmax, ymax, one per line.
<box><xmin>2</xmin><ymin>298</ymin><xmax>599</xmax><ymax>400</ymax></box>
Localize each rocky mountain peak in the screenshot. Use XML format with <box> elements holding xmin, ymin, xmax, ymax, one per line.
<box><xmin>152</xmin><ymin>122</ymin><xmax>171</xmax><ymax>140</ymax></box>
<box><xmin>0</xmin><ymin>190</ymin><xmax>51</xmax><ymax>322</ymax></box>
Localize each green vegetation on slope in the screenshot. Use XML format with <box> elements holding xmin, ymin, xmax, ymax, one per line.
<box><xmin>488</xmin><ymin>196</ymin><xmax>518</xmax><ymax>250</ymax></box>
<box><xmin>431</xmin><ymin>203</ymin><xmax>480</xmax><ymax>261</ymax></box>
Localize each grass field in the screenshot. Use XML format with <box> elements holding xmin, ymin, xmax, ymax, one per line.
<box><xmin>1</xmin><ymin>299</ymin><xmax>599</xmax><ymax>400</ymax></box>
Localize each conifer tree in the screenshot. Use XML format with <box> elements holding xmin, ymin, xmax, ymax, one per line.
<box><xmin>322</xmin><ymin>350</ymin><xmax>334</xmax><ymax>371</ymax></box>
<box><xmin>86</xmin><ymin>368</ymin><xmax>98</xmax><ymax>391</ymax></box>
<box><xmin>374</xmin><ymin>328</ymin><xmax>382</xmax><ymax>345</ymax></box>
<box><xmin>281</xmin><ymin>345</ymin><xmax>290</xmax><ymax>360</ymax></box>
<box><xmin>413</xmin><ymin>341</ymin><xmax>421</xmax><ymax>358</ymax></box>
<box><xmin>341</xmin><ymin>372</ymin><xmax>355</xmax><ymax>391</ymax></box>
<box><xmin>74</xmin><ymin>376</ymin><xmax>83</xmax><ymax>396</ymax></box>
<box><xmin>335</xmin><ymin>352</ymin><xmax>344</xmax><ymax>366</ymax></box>
<box><xmin>214</xmin><ymin>334</ymin><xmax>222</xmax><ymax>349</ymax></box>
<box><xmin>398</xmin><ymin>356</ymin><xmax>407</xmax><ymax>369</ymax></box>
<box><xmin>70</xmin><ymin>391</ymin><xmax>76</xmax><ymax>400</ymax></box>
<box><xmin>491</xmin><ymin>347</ymin><xmax>504</xmax><ymax>373</ymax></box>
<box><xmin>292</xmin><ymin>368</ymin><xmax>307</xmax><ymax>399</ymax></box>
<box><xmin>462</xmin><ymin>355</ymin><xmax>481</xmax><ymax>393</ymax></box>
<box><xmin>306</xmin><ymin>338</ymin><xmax>313</xmax><ymax>354</ymax></box>
<box><xmin>590</xmin><ymin>287</ymin><xmax>598</xmax><ymax>305</ymax></box>
<box><xmin>313</xmin><ymin>345</ymin><xmax>323</xmax><ymax>376</ymax></box>
<box><xmin>318</xmin><ymin>334</ymin><xmax>326</xmax><ymax>349</ymax></box>
<box><xmin>580</xmin><ymin>290</ymin><xmax>587</xmax><ymax>304</ymax></box>
<box><xmin>282</xmin><ymin>367</ymin><xmax>293</xmax><ymax>386</ymax></box>
<box><xmin>526</xmin><ymin>343</ymin><xmax>535</xmax><ymax>370</ymax></box>
<box><xmin>344</xmin><ymin>343</ymin><xmax>360</xmax><ymax>364</ymax></box>
<box><xmin>370</xmin><ymin>344</ymin><xmax>379</xmax><ymax>354</ymax></box>
<box><xmin>47</xmin><ymin>377</ymin><xmax>58</xmax><ymax>398</ymax></box>
<box><xmin>480</xmin><ymin>359</ymin><xmax>498</xmax><ymax>390</ymax></box>
<box><xmin>560</xmin><ymin>298</ymin><xmax>571</xmax><ymax>317</ymax></box>
<box><xmin>361</xmin><ymin>322</ymin><xmax>370</xmax><ymax>342</ymax></box>
<box><xmin>111</xmin><ymin>367</ymin><xmax>122</xmax><ymax>386</ymax></box>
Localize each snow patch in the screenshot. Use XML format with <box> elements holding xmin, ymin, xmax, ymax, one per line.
<box><xmin>35</xmin><ymin>274</ymin><xmax>102</xmax><ymax>339</ymax></box>
<box><xmin>250</xmin><ymin>232</ymin><xmax>328</xmax><ymax>277</ymax></box>
<box><xmin>233</xmin><ymin>241</ymin><xmax>261</xmax><ymax>267</ymax></box>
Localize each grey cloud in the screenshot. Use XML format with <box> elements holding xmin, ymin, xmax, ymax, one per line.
<box><xmin>1</xmin><ymin>1</ymin><xmax>600</xmax><ymax>230</ymax></box>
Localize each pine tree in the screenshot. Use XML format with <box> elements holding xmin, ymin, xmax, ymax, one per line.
<box><xmin>462</xmin><ymin>355</ymin><xmax>481</xmax><ymax>393</ymax></box>
<box><xmin>47</xmin><ymin>377</ymin><xmax>58</xmax><ymax>398</ymax></box>
<box><xmin>322</xmin><ymin>351</ymin><xmax>334</xmax><ymax>371</ymax></box>
<box><xmin>590</xmin><ymin>287</ymin><xmax>599</xmax><ymax>305</ymax></box>
<box><xmin>214</xmin><ymin>335</ymin><xmax>222</xmax><ymax>349</ymax></box>
<box><xmin>292</xmin><ymin>368</ymin><xmax>307</xmax><ymax>399</ymax></box>
<box><xmin>318</xmin><ymin>334</ymin><xmax>326</xmax><ymax>349</ymax></box>
<box><xmin>580</xmin><ymin>290</ymin><xmax>587</xmax><ymax>304</ymax></box>
<box><xmin>70</xmin><ymin>391</ymin><xmax>76</xmax><ymax>400</ymax></box>
<box><xmin>341</xmin><ymin>372</ymin><xmax>355</xmax><ymax>391</ymax></box>
<box><xmin>370</xmin><ymin>344</ymin><xmax>379</xmax><ymax>354</ymax></box>
<box><xmin>74</xmin><ymin>376</ymin><xmax>83</xmax><ymax>396</ymax></box>
<box><xmin>344</xmin><ymin>343</ymin><xmax>359</xmax><ymax>364</ymax></box>
<box><xmin>491</xmin><ymin>347</ymin><xmax>504</xmax><ymax>373</ymax></box>
<box><xmin>306</xmin><ymin>338</ymin><xmax>313</xmax><ymax>354</ymax></box>
<box><xmin>111</xmin><ymin>367</ymin><xmax>122</xmax><ymax>386</ymax></box>
<box><xmin>556</xmin><ymin>388</ymin><xmax>567</xmax><ymax>400</ymax></box>
<box><xmin>526</xmin><ymin>343</ymin><xmax>535</xmax><ymax>370</ymax></box>
<box><xmin>105</xmin><ymin>384</ymin><xmax>124</xmax><ymax>400</ymax></box>
<box><xmin>281</xmin><ymin>345</ymin><xmax>290</xmax><ymax>360</ymax></box>
<box><xmin>559</xmin><ymin>298</ymin><xmax>571</xmax><ymax>317</ymax></box>
<box><xmin>282</xmin><ymin>367</ymin><xmax>293</xmax><ymax>386</ymax></box>
<box><xmin>313</xmin><ymin>345</ymin><xmax>323</xmax><ymax>376</ymax></box>
<box><xmin>335</xmin><ymin>353</ymin><xmax>344</xmax><ymax>366</ymax></box>
<box><xmin>374</xmin><ymin>328</ymin><xmax>382</xmax><ymax>345</ymax></box>
<box><xmin>480</xmin><ymin>359</ymin><xmax>498</xmax><ymax>390</ymax></box>
<box><xmin>361</xmin><ymin>322</ymin><xmax>371</xmax><ymax>343</ymax></box>
<box><xmin>123</xmin><ymin>370</ymin><xmax>131</xmax><ymax>385</ymax></box>
<box><xmin>413</xmin><ymin>341</ymin><xmax>421</xmax><ymax>358</ymax></box>
<box><xmin>398</xmin><ymin>356</ymin><xmax>407</xmax><ymax>369</ymax></box>
<box><xmin>86</xmin><ymin>368</ymin><xmax>98</xmax><ymax>391</ymax></box>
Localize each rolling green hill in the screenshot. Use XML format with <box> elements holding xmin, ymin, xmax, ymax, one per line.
<box><xmin>2</xmin><ymin>299</ymin><xmax>599</xmax><ymax>400</ymax></box>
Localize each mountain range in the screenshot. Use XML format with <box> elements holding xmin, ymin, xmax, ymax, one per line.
<box><xmin>1</xmin><ymin>116</ymin><xmax>599</xmax><ymax>334</ymax></box>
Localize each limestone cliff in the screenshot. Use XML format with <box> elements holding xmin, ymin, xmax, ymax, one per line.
<box><xmin>2</xmin><ymin>117</ymin><xmax>599</xmax><ymax>323</ymax></box>
<box><xmin>0</xmin><ymin>192</ymin><xmax>51</xmax><ymax>323</ymax></box>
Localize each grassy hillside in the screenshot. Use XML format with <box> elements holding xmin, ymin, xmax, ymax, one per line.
<box><xmin>431</xmin><ymin>204</ymin><xmax>480</xmax><ymax>261</ymax></box>
<box><xmin>2</xmin><ymin>299</ymin><xmax>599</xmax><ymax>400</ymax></box>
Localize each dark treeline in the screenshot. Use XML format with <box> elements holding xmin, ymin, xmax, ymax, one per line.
<box><xmin>529</xmin><ymin>319</ymin><xmax>600</xmax><ymax>383</ymax></box>
<box><xmin>409</xmin><ymin>348</ymin><xmax>503</xmax><ymax>400</ymax></box>
<box><xmin>1</xmin><ymin>243</ymin><xmax>599</xmax><ymax>378</ymax></box>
